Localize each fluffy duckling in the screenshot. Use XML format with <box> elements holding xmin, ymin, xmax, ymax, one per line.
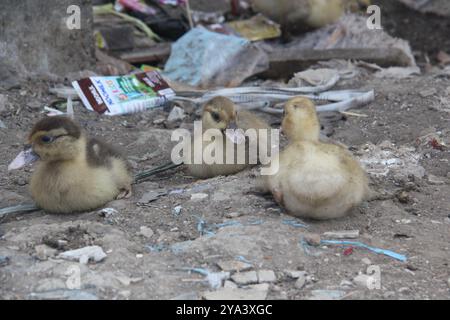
<box><xmin>264</xmin><ymin>97</ymin><xmax>368</xmax><ymax>220</ymax></box>
<box><xmin>250</xmin><ymin>0</ymin><xmax>370</xmax><ymax>33</ymax></box>
<box><xmin>185</xmin><ymin>96</ymin><xmax>271</xmax><ymax>178</ymax></box>
<box><xmin>28</xmin><ymin>116</ymin><xmax>132</xmax><ymax>214</ymax></box>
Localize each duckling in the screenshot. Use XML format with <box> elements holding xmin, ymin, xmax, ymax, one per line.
<box><xmin>28</xmin><ymin>116</ymin><xmax>132</xmax><ymax>214</ymax></box>
<box><xmin>264</xmin><ymin>97</ymin><xmax>368</xmax><ymax>220</ymax></box>
<box><xmin>250</xmin><ymin>0</ymin><xmax>370</xmax><ymax>33</ymax></box>
<box><xmin>185</xmin><ymin>96</ymin><xmax>271</xmax><ymax>179</ymax></box>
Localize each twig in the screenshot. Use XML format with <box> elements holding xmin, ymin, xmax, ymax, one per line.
<box><xmin>185</xmin><ymin>0</ymin><xmax>194</xmax><ymax>29</ymax></box>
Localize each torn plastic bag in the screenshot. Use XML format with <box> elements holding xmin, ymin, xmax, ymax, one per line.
<box><xmin>163</xmin><ymin>27</ymin><xmax>269</xmax><ymax>89</ymax></box>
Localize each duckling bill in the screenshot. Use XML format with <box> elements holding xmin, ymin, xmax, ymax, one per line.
<box><xmin>25</xmin><ymin>116</ymin><xmax>132</xmax><ymax>214</ymax></box>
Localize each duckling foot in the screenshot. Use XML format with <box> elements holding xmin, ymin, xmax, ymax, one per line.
<box><xmin>116</xmin><ymin>188</ymin><xmax>132</xmax><ymax>199</ymax></box>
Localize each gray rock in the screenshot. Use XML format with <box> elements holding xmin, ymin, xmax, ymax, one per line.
<box><xmin>322</xmin><ymin>230</ymin><xmax>360</xmax><ymax>239</ymax></box>
<box><xmin>217</xmin><ymin>260</ymin><xmax>252</xmax><ymax>273</ymax></box>
<box><xmin>28</xmin><ymin>289</ymin><xmax>98</xmax><ymax>300</ymax></box>
<box><xmin>294</xmin><ymin>273</ymin><xmax>307</xmax><ymax>289</ymax></box>
<box><xmin>203</xmin><ymin>284</ymin><xmax>269</xmax><ymax>300</ymax></box>
<box><xmin>257</xmin><ymin>270</ymin><xmax>277</xmax><ymax>283</ymax></box>
<box><xmin>138</xmin><ymin>226</ymin><xmax>154</xmax><ymax>238</ymax></box>
<box><xmin>231</xmin><ymin>271</ymin><xmax>258</xmax><ymax>285</ymax></box>
<box><xmin>285</xmin><ymin>270</ymin><xmax>306</xmax><ymax>279</ymax></box>
<box><xmin>35</xmin><ymin>244</ymin><xmax>58</xmax><ymax>261</ymax></box>
<box><xmin>138</xmin><ymin>190</ymin><xmax>166</xmax><ymax>204</ymax></box>
<box><xmin>308</xmin><ymin>290</ymin><xmax>346</xmax><ymax>300</ymax></box>
<box><xmin>0</xmin><ymin>255</ymin><xmax>10</xmax><ymax>267</ymax></box>
<box><xmin>353</xmin><ymin>274</ymin><xmax>372</xmax><ymax>289</ymax></box>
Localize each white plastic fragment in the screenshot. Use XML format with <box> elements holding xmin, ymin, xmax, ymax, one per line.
<box><xmin>58</xmin><ymin>245</ymin><xmax>107</xmax><ymax>264</ymax></box>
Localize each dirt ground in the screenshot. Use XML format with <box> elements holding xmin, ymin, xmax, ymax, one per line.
<box><xmin>0</xmin><ymin>63</ymin><xmax>449</xmax><ymax>300</ymax></box>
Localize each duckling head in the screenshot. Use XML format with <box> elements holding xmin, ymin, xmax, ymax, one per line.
<box><xmin>28</xmin><ymin>116</ymin><xmax>83</xmax><ymax>162</ymax></box>
<box><xmin>282</xmin><ymin>97</ymin><xmax>320</xmax><ymax>142</ymax></box>
<box><xmin>346</xmin><ymin>0</ymin><xmax>371</xmax><ymax>12</ymax></box>
<box><xmin>202</xmin><ymin>96</ymin><xmax>238</xmax><ymax>132</ymax></box>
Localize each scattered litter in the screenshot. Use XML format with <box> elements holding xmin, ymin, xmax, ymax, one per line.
<box><xmin>320</xmin><ymin>240</ymin><xmax>407</xmax><ymax>262</ymax></box>
<box><xmin>49</xmin><ymin>86</ymin><xmax>79</xmax><ymax>99</ymax></box>
<box><xmin>0</xmin><ymin>119</ymin><xmax>6</xmax><ymax>129</ymax></box>
<box><xmin>58</xmin><ymin>245</ymin><xmax>107</xmax><ymax>264</ymax></box>
<box><xmin>163</xmin><ymin>27</ymin><xmax>269</xmax><ymax>88</ymax></box>
<box><xmin>322</xmin><ymin>230</ymin><xmax>360</xmax><ymax>239</ymax></box>
<box><xmin>99</xmin><ymin>207</ymin><xmax>119</xmax><ymax>218</ymax></box>
<box><xmin>0</xmin><ymin>203</ymin><xmax>40</xmax><ymax>219</ymax></box>
<box><xmin>343</xmin><ymin>247</ymin><xmax>354</xmax><ymax>256</ymax></box>
<box><xmin>8</xmin><ymin>147</ymin><xmax>40</xmax><ymax>171</ymax></box>
<box><xmin>235</xmin><ymin>255</ymin><xmax>252</xmax><ymax>264</ymax></box>
<box><xmin>282</xmin><ymin>218</ymin><xmax>309</xmax><ymax>229</ymax></box>
<box><xmin>172</xmin><ymin>205</ymin><xmax>183</xmax><ymax>216</ymax></box>
<box><xmin>358</xmin><ymin>142</ymin><xmax>425</xmax><ymax>178</ymax></box>
<box><xmin>374</xmin><ymin>66</ymin><xmax>421</xmax><ymax>79</ymax></box>
<box><xmin>72</xmin><ymin>71</ymin><xmax>175</xmax><ymax>115</ymax></box>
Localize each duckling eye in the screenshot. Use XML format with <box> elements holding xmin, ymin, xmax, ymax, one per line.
<box><xmin>41</xmin><ymin>136</ymin><xmax>54</xmax><ymax>143</ymax></box>
<box><xmin>211</xmin><ymin>112</ymin><xmax>221</xmax><ymax>122</ymax></box>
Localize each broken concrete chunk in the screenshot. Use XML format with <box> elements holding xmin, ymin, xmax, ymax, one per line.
<box><xmin>190</xmin><ymin>193</ymin><xmax>209</xmax><ymax>201</ymax></box>
<box><xmin>308</xmin><ymin>290</ymin><xmax>346</xmax><ymax>300</ymax></box>
<box><xmin>58</xmin><ymin>245</ymin><xmax>107</xmax><ymax>264</ymax></box>
<box><xmin>203</xmin><ymin>285</ymin><xmax>268</xmax><ymax>300</ymax></box>
<box><xmin>322</xmin><ymin>230</ymin><xmax>360</xmax><ymax>239</ymax></box>
<box><xmin>217</xmin><ymin>260</ymin><xmax>253</xmax><ymax>273</ymax></box>
<box><xmin>257</xmin><ymin>270</ymin><xmax>277</xmax><ymax>283</ymax></box>
<box><xmin>231</xmin><ymin>271</ymin><xmax>258</xmax><ymax>285</ymax></box>
<box><xmin>294</xmin><ymin>274</ymin><xmax>307</xmax><ymax>289</ymax></box>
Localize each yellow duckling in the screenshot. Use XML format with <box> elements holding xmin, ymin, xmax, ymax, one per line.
<box><xmin>264</xmin><ymin>97</ymin><xmax>368</xmax><ymax>220</ymax></box>
<box><xmin>185</xmin><ymin>96</ymin><xmax>271</xmax><ymax>178</ymax></box>
<box><xmin>28</xmin><ymin>116</ymin><xmax>132</xmax><ymax>214</ymax></box>
<box><xmin>250</xmin><ymin>0</ymin><xmax>371</xmax><ymax>32</ymax></box>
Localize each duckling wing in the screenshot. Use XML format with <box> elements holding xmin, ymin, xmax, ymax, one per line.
<box><xmin>283</xmin><ymin>142</ymin><xmax>350</xmax><ymax>204</ymax></box>
<box><xmin>86</xmin><ymin>138</ymin><xmax>125</xmax><ymax>168</ymax></box>
<box><xmin>237</xmin><ymin>110</ymin><xmax>271</xmax><ymax>131</ymax></box>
